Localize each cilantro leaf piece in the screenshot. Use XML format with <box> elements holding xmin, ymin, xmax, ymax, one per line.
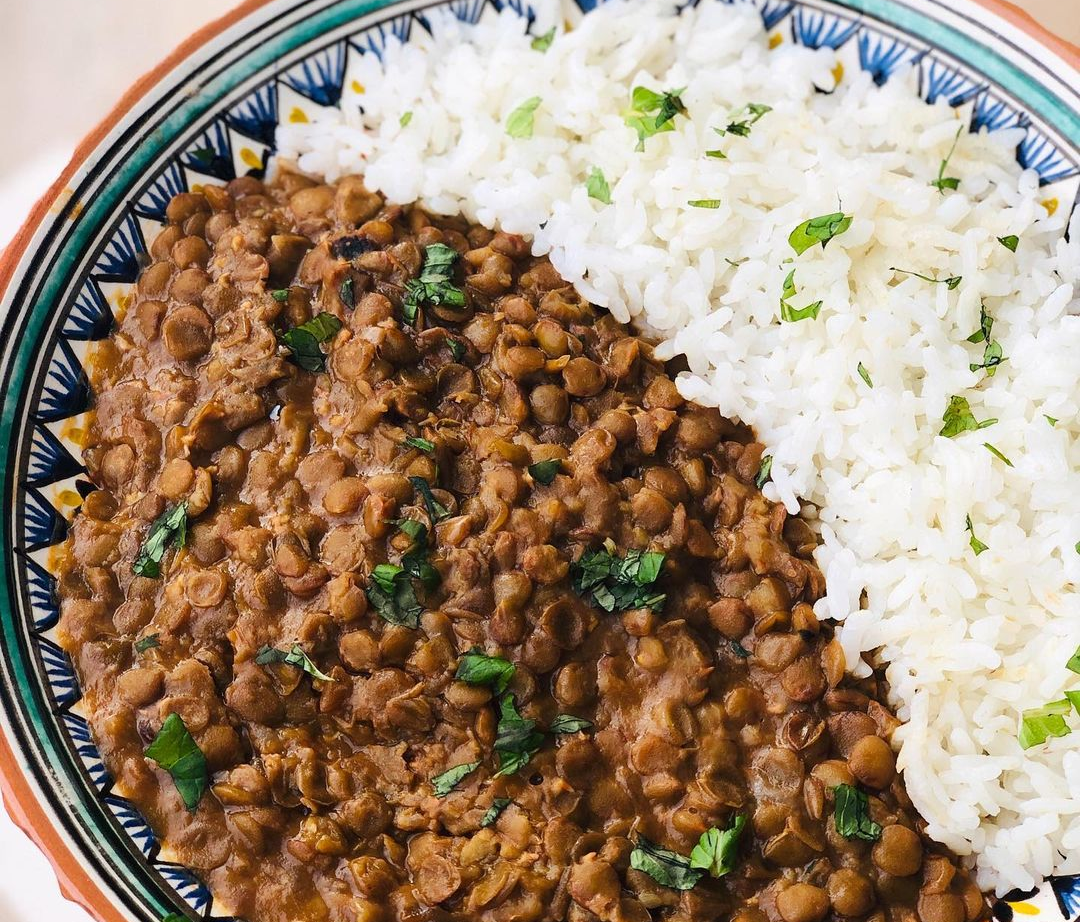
<box><xmin>688</xmin><ymin>199</ymin><xmax>722</xmax><ymax>209</ymax></box>
<box><xmin>629</xmin><ymin>837</ymin><xmax>702</xmax><ymax>891</ymax></box>
<box><xmin>431</xmin><ymin>761</ymin><xmax>480</xmax><ymax>797</ymax></box>
<box><xmin>1066</xmin><ymin>645</ymin><xmax>1080</xmax><ymax>675</ymax></box>
<box><xmin>394</xmin><ymin>517</ymin><xmax>428</xmax><ymax>546</ymax></box>
<box><xmin>998</xmin><ymin>235</ymin><xmax>1019</xmax><ymax>252</ymax></box>
<box><xmin>448</xmin><ymin>338</ymin><xmax>466</xmax><ymax>362</ymax></box>
<box><xmin>689</xmin><ymin>814</ymin><xmax>746</xmax><ymax>878</ymax></box>
<box><xmin>833</xmin><ymin>784</ymin><xmax>882</xmax><ymax>841</ymax></box>
<box><xmin>403</xmin><ymin>243</ymin><xmax>466</xmax><ymax>324</ymax></box>
<box><xmin>495</xmin><ymin>695</ymin><xmax>546</xmax><ymax>776</ymax></box>
<box><xmin>456</xmin><ymin>648</ymin><xmax>516</xmax><ymax>695</ymax></box>
<box><xmin>145</xmin><ymin>713</ymin><xmax>207</xmax><ymax>811</ymax></box>
<box><xmin>1045</xmin><ymin>415</ymin><xmax>1059</xmax><ymax>427</ymax></box>
<box><xmin>255</xmin><ymin>644</ymin><xmax>334</xmax><ymax>682</ymax></box>
<box><xmin>965</xmin><ymin>515</ymin><xmax>989</xmax><ymax>556</ymax></box>
<box><xmin>271</xmin><ymin>288</ymin><xmax>289</xmax><ymax>302</ymax></box>
<box><xmin>586</xmin><ymin>167</ymin><xmax>612</xmax><ymax>205</ymax></box>
<box><xmin>409</xmin><ymin>475</ymin><xmax>450</xmax><ymax>523</ymax></box>
<box><xmin>624</xmin><ymin>85</ymin><xmax>687</xmax><ymax>151</ymax></box>
<box><xmin>891</xmin><ymin>267</ymin><xmax>962</xmax><ymax>290</ymax></box>
<box><xmin>528</xmin><ymin>459</ymin><xmax>562</xmax><ymax>485</ymax></box>
<box><xmin>970</xmin><ymin>339</ymin><xmax>1005</xmax><ymax>377</ymax></box>
<box><xmin>789</xmin><ymin>212</ymin><xmax>853</xmax><ymax>255</ymax></box>
<box><xmin>506</xmin><ymin>96</ymin><xmax>542</xmax><ymax>139</ymax></box>
<box><xmin>705</xmin><ymin>149</ymin><xmax>727</xmax><ymax>159</ymax></box>
<box><xmin>549</xmin><ymin>714</ymin><xmax>593</xmax><ymax>734</ymax></box>
<box><xmin>571</xmin><ymin>544</ymin><xmax>666</xmax><ymax>613</ymax></box>
<box><xmin>280</xmin><ymin>312</ymin><xmax>343</xmax><ymax>372</ymax></box>
<box><xmin>1019</xmin><ymin>700</ymin><xmax>1072</xmax><ymax>749</ymax></box>
<box><xmin>754</xmin><ymin>455</ymin><xmax>773</xmax><ymax>490</ymax></box>
<box><xmin>133</xmin><ymin>503</ymin><xmax>189</xmax><ymax>578</ymax></box>
<box><xmin>857</xmin><ymin>362</ymin><xmax>874</xmax><ymax>389</ymax></box>
<box><xmin>135</xmin><ymin>635</ymin><xmax>160</xmax><ymax>653</ymax></box>
<box><xmin>365</xmin><ymin>563</ymin><xmax>423</xmax><ymax>628</ymax></box>
<box><xmin>983</xmin><ymin>443</ymin><xmax>1014</xmax><ymax>467</ymax></box>
<box><xmin>716</xmin><ymin>102</ymin><xmax>772</xmax><ymax>139</ymax></box>
<box><xmin>339</xmin><ymin>277</ymin><xmax>356</xmax><ymax>310</ymax></box>
<box><xmin>531</xmin><ymin>27</ymin><xmax>556</xmax><ymax>52</ymax></box>
<box><xmin>404</xmin><ymin>436</ymin><xmax>435</xmax><ymax>454</ymax></box>
<box><xmin>930</xmin><ymin>124</ymin><xmax>963</xmax><ymax>193</ymax></box>
<box><xmin>779</xmin><ymin>269</ymin><xmax>822</xmax><ymax>322</ymax></box>
<box><xmin>967</xmin><ymin>304</ymin><xmax>994</xmax><ymax>344</ymax></box>
<box><xmin>399</xmin><ymin>111</ymin><xmax>413</xmax><ymax>128</ymax></box>
<box><xmin>940</xmin><ymin>396</ymin><xmax>996</xmax><ymax>438</ymax></box>
<box><xmin>731</xmin><ymin>640</ymin><xmax>751</xmax><ymax>658</ymax></box>
<box><xmin>481</xmin><ymin>798</ymin><xmax>511</xmax><ymax>827</ymax></box>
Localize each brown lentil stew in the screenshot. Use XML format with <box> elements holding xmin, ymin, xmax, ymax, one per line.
<box><xmin>56</xmin><ymin>171</ymin><xmax>989</xmax><ymax>922</ymax></box>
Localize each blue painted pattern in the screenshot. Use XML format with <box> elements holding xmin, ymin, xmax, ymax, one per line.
<box><xmin>793</xmin><ymin>8</ymin><xmax>858</xmax><ymax>49</ymax></box>
<box><xmin>91</xmin><ymin>213</ymin><xmax>145</xmax><ymax>283</ymax></box>
<box><xmin>133</xmin><ymin>161</ymin><xmax>188</xmax><ymax>223</ymax></box>
<box><xmin>39</xmin><ymin>640</ymin><xmax>79</xmax><ymax>709</ymax></box>
<box><xmin>25</xmin><ymin>557</ymin><xmax>59</xmax><ymax>633</ymax></box>
<box><xmin>859</xmin><ymin>31</ymin><xmax>924</xmax><ymax>85</ymax></box>
<box><xmin>281</xmin><ymin>42</ymin><xmax>347</xmax><ymax>106</ymax></box>
<box><xmin>61</xmin><ymin>713</ymin><xmax>112</xmax><ymax>790</ymax></box>
<box><xmin>26</xmin><ymin>424</ymin><xmax>83</xmax><ymax>487</ymax></box>
<box><xmin>352</xmin><ymin>13</ymin><xmax>415</xmax><ymax>58</ymax></box>
<box><xmin>1019</xmin><ymin>126</ymin><xmax>1078</xmax><ymax>185</ymax></box>
<box><xmin>923</xmin><ymin>59</ymin><xmax>985</xmax><ymax>107</ymax></box>
<box><xmin>227</xmin><ymin>81</ymin><xmax>279</xmax><ymax>146</ymax></box>
<box><xmin>21</xmin><ymin>488</ymin><xmax>67</xmax><ymax>550</ymax></box>
<box><xmin>34</xmin><ymin>338</ymin><xmax>90</xmax><ymax>423</ymax></box>
<box><xmin>183</xmin><ymin>121</ymin><xmax>235</xmax><ymax>181</ymax></box>
<box><xmin>64</xmin><ymin>280</ymin><xmax>113</xmax><ymax>340</ymax></box>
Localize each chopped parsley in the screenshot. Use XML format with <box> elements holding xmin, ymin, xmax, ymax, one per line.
<box><xmin>448</xmin><ymin>338</ymin><xmax>466</xmax><ymax>362</ymax></box>
<box><xmin>725</xmin><ymin>257</ymin><xmax>748</xmax><ymax>267</ymax></box>
<box><xmin>395</xmin><ymin>518</ymin><xmax>440</xmax><ymax>590</ymax></box>
<box><xmin>930</xmin><ymin>124</ymin><xmax>963</xmax><ymax>193</ymax></box>
<box><xmin>965</xmin><ymin>514</ymin><xmax>989</xmax><ymax>556</ymax></box>
<box><xmin>966</xmin><ymin>304</ymin><xmax>1005</xmax><ymax>377</ymax></box>
<box><xmin>624</xmin><ymin>85</ymin><xmax>687</xmax><ymax>151</ymax></box>
<box><xmin>431</xmin><ymin>761</ymin><xmax>480</xmax><ymax>796</ymax></box>
<box><xmin>506</xmin><ymin>96</ymin><xmax>542</xmax><ymax>139</ymax></box>
<box><xmin>404</xmin><ymin>436</ymin><xmax>435</xmax><ymax>454</ymax></box>
<box><xmin>145</xmin><ymin>713</ymin><xmax>207</xmax><ymax>811</ymax></box>
<box><xmin>456</xmin><ymin>649</ymin><xmax>515</xmax><ymax>695</ymax></box>
<box><xmin>549</xmin><ymin>714</ymin><xmax>593</xmax><ymax>734</ymax></box>
<box><xmin>270</xmin><ymin>288</ymin><xmax>289</xmax><ymax>302</ymax></box>
<box><xmin>531</xmin><ymin>27</ymin><xmax>556</xmax><ymax>52</ymax></box>
<box><xmin>134</xmin><ymin>635</ymin><xmax>160</xmax><ymax>653</ymax></box>
<box><xmin>630</xmin><ymin>837</ymin><xmax>702</xmax><ymax>891</ymax></box>
<box><xmin>716</xmin><ymin>102</ymin><xmax>772</xmax><ymax>138</ymax></box>
<box><xmin>481</xmin><ymin>797</ymin><xmax>511</xmax><ymax>827</ymax></box>
<box><xmin>688</xmin><ymin>814</ymin><xmax>746</xmax><ymax>879</ymax></box>
<box><xmin>399</xmin><ymin>110</ymin><xmax>413</xmax><ymax>128</ymax></box>
<box><xmin>705</xmin><ymin>148</ymin><xmax>727</xmax><ymax>159</ymax></box>
<box><xmin>688</xmin><ymin>199</ymin><xmax>722</xmax><ymax>209</ymax></box>
<box><xmin>339</xmin><ymin>276</ymin><xmax>356</xmax><ymax>309</ymax></box>
<box><xmin>998</xmin><ymin>234</ymin><xmax>1019</xmax><ymax>252</ymax></box>
<box><xmin>133</xmin><ymin>503</ymin><xmax>188</xmax><ymax>578</ymax></box>
<box><xmin>779</xmin><ymin>269</ymin><xmax>822</xmax><ymax>322</ymax></box>
<box><xmin>833</xmin><ymin>784</ymin><xmax>882</xmax><ymax>841</ymax></box>
<box><xmin>585</xmin><ymin>167</ymin><xmax>612</xmax><ymax>205</ymax></box>
<box><xmin>409</xmin><ymin>475</ymin><xmax>450</xmax><ymax>523</ymax></box>
<box><xmin>255</xmin><ymin>644</ymin><xmax>334</xmax><ymax>682</ymax></box>
<box><xmin>1019</xmin><ymin>699</ymin><xmax>1072</xmax><ymax>750</ymax></box>
<box><xmin>1046</xmin><ymin>415</ymin><xmax>1059</xmax><ymax>427</ymax></box>
<box><xmin>571</xmin><ymin>541</ymin><xmax>666</xmax><ymax>613</ymax></box>
<box><xmin>891</xmin><ymin>267</ymin><xmax>962</xmax><ymax>291</ymax></box>
<box><xmin>857</xmin><ymin>362</ymin><xmax>874</xmax><ymax>389</ymax></box>
<box><xmin>528</xmin><ymin>459</ymin><xmax>562</xmax><ymax>485</ymax></box>
<box><xmin>983</xmin><ymin>443</ymin><xmax>1014</xmax><ymax>467</ymax></box>
<box><xmin>1066</xmin><ymin>645</ymin><xmax>1080</xmax><ymax>675</ymax></box>
<box><xmin>494</xmin><ymin>695</ymin><xmax>546</xmax><ymax>776</ymax></box>
<box><xmin>789</xmin><ymin>212</ymin><xmax>852</xmax><ymax>255</ymax></box>
<box><xmin>280</xmin><ymin>313</ymin><xmax>343</xmax><ymax>372</ymax></box>
<box><xmin>754</xmin><ymin>455</ymin><xmax>773</xmax><ymax>490</ymax></box>
<box><xmin>940</xmin><ymin>395</ymin><xmax>997</xmax><ymax>438</ymax></box>
<box><xmin>365</xmin><ymin>563</ymin><xmax>423</xmax><ymax>629</ymax></box>
<box><xmin>403</xmin><ymin>243</ymin><xmax>466</xmax><ymax>324</ymax></box>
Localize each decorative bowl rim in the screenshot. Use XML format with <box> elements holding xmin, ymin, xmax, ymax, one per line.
<box><xmin>0</xmin><ymin>0</ymin><xmax>1076</xmax><ymax>920</ymax></box>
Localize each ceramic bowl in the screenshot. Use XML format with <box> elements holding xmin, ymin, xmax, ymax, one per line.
<box><xmin>0</xmin><ymin>1</ymin><xmax>1077</xmax><ymax>920</ymax></box>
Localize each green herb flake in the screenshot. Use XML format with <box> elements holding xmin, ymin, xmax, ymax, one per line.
<box><xmin>998</xmin><ymin>235</ymin><xmax>1019</xmax><ymax>252</ymax></box>
<box><xmin>394</xmin><ymin>517</ymin><xmax>428</xmax><ymax>547</ymax></box>
<box><xmin>725</xmin><ymin>257</ymin><xmax>748</xmax><ymax>267</ymax></box>
<box><xmin>570</xmin><ymin>544</ymin><xmax>666</xmax><ymax>613</ymax></box>
<box><xmin>271</xmin><ymin>288</ymin><xmax>289</xmax><ymax>302</ymax></box>
<box><xmin>717</xmin><ymin>102</ymin><xmax>772</xmax><ymax>139</ymax></box>
<box><xmin>983</xmin><ymin>443</ymin><xmax>1014</xmax><ymax>467</ymax></box>
<box><xmin>965</xmin><ymin>514</ymin><xmax>989</xmax><ymax>556</ymax></box>
<box><xmin>339</xmin><ymin>277</ymin><xmax>356</xmax><ymax>309</ymax></box>
<box><xmin>495</xmin><ymin>695</ymin><xmax>546</xmax><ymax>776</ymax></box>
<box><xmin>432</xmin><ymin>761</ymin><xmax>480</xmax><ymax>797</ymax></box>
<box><xmin>133</xmin><ymin>503</ymin><xmax>189</xmax><ymax>578</ymax></box>
<box><xmin>1076</xmin><ymin>541</ymin><xmax>1080</xmax><ymax>555</ymax></box>
<box><xmin>255</xmin><ymin>644</ymin><xmax>334</xmax><ymax>682</ymax></box>
<box><xmin>1019</xmin><ymin>700</ymin><xmax>1072</xmax><ymax>750</ymax></box>
<box><xmin>410</xmin><ymin>475</ymin><xmax>450</xmax><ymax>523</ymax></box>
<box><xmin>705</xmin><ymin>149</ymin><xmax>727</xmax><ymax>159</ymax></box>
<box><xmin>549</xmin><ymin>714</ymin><xmax>593</xmax><ymax>734</ymax></box>
<box><xmin>448</xmin><ymin>338</ymin><xmax>466</xmax><ymax>362</ymax></box>
<box><xmin>940</xmin><ymin>395</ymin><xmax>996</xmax><ymax>438</ymax></box>
<box><xmin>624</xmin><ymin>85</ymin><xmax>687</xmax><ymax>151</ymax></box>
<box><xmin>967</xmin><ymin>304</ymin><xmax>994</xmax><ymax>344</ymax></box>
<box><xmin>144</xmin><ymin>713</ymin><xmax>208</xmax><ymax>811</ymax></box>
<box><xmin>403</xmin><ymin>243</ymin><xmax>466</xmax><ymax>324</ymax></box>
<box><xmin>528</xmin><ymin>459</ymin><xmax>562</xmax><ymax>485</ymax></box>
<box><xmin>506</xmin><ymin>96</ymin><xmax>542</xmax><ymax>139</ymax></box>
<box><xmin>731</xmin><ymin>640</ymin><xmax>751</xmax><ymax>658</ymax></box>
<box><xmin>833</xmin><ymin>783</ymin><xmax>882</xmax><ymax>841</ymax></box>
<box><xmin>689</xmin><ymin>814</ymin><xmax>746</xmax><ymax>879</ymax></box>
<box><xmin>585</xmin><ymin>166</ymin><xmax>612</xmax><ymax>205</ymax></box>
<box><xmin>481</xmin><ymin>797</ymin><xmax>511</xmax><ymax>827</ymax></box>
<box><xmin>629</xmin><ymin>837</ymin><xmax>702</xmax><ymax>891</ymax></box>
<box><xmin>531</xmin><ymin>27</ymin><xmax>556</xmax><ymax>52</ymax></box>
<box><xmin>930</xmin><ymin>124</ymin><xmax>963</xmax><ymax>193</ymax></box>
<box><xmin>399</xmin><ymin>110</ymin><xmax>413</xmax><ymax>128</ymax></box>
<box><xmin>1066</xmin><ymin>645</ymin><xmax>1080</xmax><ymax>675</ymax></box>
<box><xmin>891</xmin><ymin>267</ymin><xmax>962</xmax><ymax>291</ymax></box>
<box><xmin>135</xmin><ymin>635</ymin><xmax>160</xmax><ymax>653</ymax></box>
<box><xmin>1045</xmin><ymin>415</ymin><xmax>1059</xmax><ymax>427</ymax></box>
<box><xmin>967</xmin><ymin>308</ymin><xmax>1006</xmax><ymax>377</ymax></box>
<box><xmin>779</xmin><ymin>269</ymin><xmax>822</xmax><ymax>323</ymax></box>
<box><xmin>456</xmin><ymin>648</ymin><xmax>516</xmax><ymax>695</ymax></box>
<box><xmin>788</xmin><ymin>212</ymin><xmax>853</xmax><ymax>256</ymax></box>
<box><xmin>754</xmin><ymin>455</ymin><xmax>773</xmax><ymax>490</ymax></box>
<box><xmin>688</xmin><ymin>199</ymin><xmax>722</xmax><ymax>209</ymax></box>
<box><xmin>857</xmin><ymin>362</ymin><xmax>874</xmax><ymax>389</ymax></box>
<box><xmin>365</xmin><ymin>563</ymin><xmax>423</xmax><ymax>629</ymax></box>
<box><xmin>404</xmin><ymin>436</ymin><xmax>436</xmax><ymax>454</ymax></box>
<box><xmin>280</xmin><ymin>312</ymin><xmax>343</xmax><ymax>372</ymax></box>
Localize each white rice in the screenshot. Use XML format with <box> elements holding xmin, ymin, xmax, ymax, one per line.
<box><xmin>279</xmin><ymin>0</ymin><xmax>1080</xmax><ymax>893</ymax></box>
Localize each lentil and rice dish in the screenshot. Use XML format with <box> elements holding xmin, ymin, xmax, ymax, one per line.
<box><xmin>57</xmin><ymin>171</ymin><xmax>991</xmax><ymax>922</ymax></box>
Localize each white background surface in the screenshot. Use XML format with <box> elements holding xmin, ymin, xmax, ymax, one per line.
<box><xmin>0</xmin><ymin>1</ymin><xmax>1076</xmax><ymax>920</ymax></box>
